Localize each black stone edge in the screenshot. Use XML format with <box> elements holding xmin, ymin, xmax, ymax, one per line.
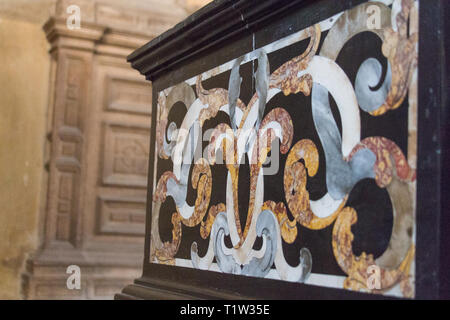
<box><xmin>115</xmin><ymin>276</ymin><xmax>251</xmax><ymax>300</ymax></box>
<box><xmin>438</xmin><ymin>0</ymin><xmax>450</xmax><ymax>301</ymax></box>
<box><xmin>116</xmin><ymin>273</ymin><xmax>394</xmax><ymax>300</ymax></box>
<box><xmin>127</xmin><ymin>0</ymin><xmax>315</xmax><ymax>81</ymax></box>
<box><xmin>415</xmin><ymin>0</ymin><xmax>448</xmax><ymax>300</ymax></box>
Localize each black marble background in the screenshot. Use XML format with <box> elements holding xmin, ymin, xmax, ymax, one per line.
<box><xmin>155</xmin><ymin>29</ymin><xmax>409</xmax><ymax>277</ymax></box>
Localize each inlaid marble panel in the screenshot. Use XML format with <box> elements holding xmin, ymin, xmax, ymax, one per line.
<box><xmin>150</xmin><ymin>0</ymin><xmax>418</xmax><ymax>298</ymax></box>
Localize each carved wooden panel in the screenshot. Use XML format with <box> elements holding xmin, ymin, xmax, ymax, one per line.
<box><xmin>97</xmin><ymin>196</ymin><xmax>146</xmax><ymax>236</ymax></box>
<box><xmin>84</xmin><ymin>58</ymin><xmax>151</xmax><ymax>245</ymax></box>
<box><xmin>24</xmin><ymin>0</ymin><xmax>177</xmax><ymax>298</ymax></box>
<box><xmin>105</xmin><ymin>77</ymin><xmax>152</xmax><ymax>115</ymax></box>
<box><xmin>102</xmin><ymin>123</ymin><xmax>150</xmax><ymax>188</ymax></box>
<box><xmin>48</xmin><ymin>51</ymin><xmax>91</xmax><ymax>248</ymax></box>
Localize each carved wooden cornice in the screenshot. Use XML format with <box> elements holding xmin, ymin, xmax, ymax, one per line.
<box><xmin>43</xmin><ymin>17</ymin><xmax>154</xmax><ymax>57</ymax></box>
<box><xmin>43</xmin><ymin>0</ymin><xmax>185</xmax><ymax>56</ymax></box>
<box><xmin>43</xmin><ymin>18</ymin><xmax>105</xmax><ymax>52</ymax></box>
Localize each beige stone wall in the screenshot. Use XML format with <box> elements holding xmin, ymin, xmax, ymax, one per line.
<box><xmin>182</xmin><ymin>0</ymin><xmax>213</xmax><ymax>13</ymax></box>
<box><xmin>0</xmin><ymin>17</ymin><xmax>51</xmax><ymax>299</ymax></box>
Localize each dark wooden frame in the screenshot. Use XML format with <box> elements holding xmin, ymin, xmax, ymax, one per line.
<box><xmin>117</xmin><ymin>0</ymin><xmax>449</xmax><ymax>300</ymax></box>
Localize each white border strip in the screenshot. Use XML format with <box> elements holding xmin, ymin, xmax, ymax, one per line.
<box><xmin>173</xmin><ymin>258</ymin><xmax>404</xmax><ymax>297</ymax></box>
